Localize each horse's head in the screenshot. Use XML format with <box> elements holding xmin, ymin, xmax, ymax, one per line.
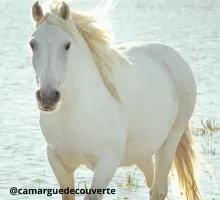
<box><xmin>29</xmin><ymin>1</ymin><xmax>74</xmax><ymax>112</ymax></box>
<box><xmin>30</xmin><ymin>1</ymin><xmax>122</xmax><ymax>111</ymax></box>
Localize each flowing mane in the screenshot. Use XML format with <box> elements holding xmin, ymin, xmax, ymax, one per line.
<box><xmin>34</xmin><ymin>0</ymin><xmax>131</xmax><ymax>102</ymax></box>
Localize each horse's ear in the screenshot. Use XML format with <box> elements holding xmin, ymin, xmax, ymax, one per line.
<box><xmin>32</xmin><ymin>1</ymin><xmax>43</xmax><ymax>22</ymax></box>
<box><xmin>60</xmin><ymin>2</ymin><xmax>70</xmax><ymax>20</ymax></box>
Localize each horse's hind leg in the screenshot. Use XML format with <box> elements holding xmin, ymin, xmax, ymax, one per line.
<box><xmin>149</xmin><ymin>125</ymin><xmax>186</xmax><ymax>200</ymax></box>
<box><xmin>148</xmin><ymin>46</ymin><xmax>197</xmax><ymax>200</ymax></box>
<box><xmin>137</xmin><ymin>157</ymin><xmax>154</xmax><ymax>188</ymax></box>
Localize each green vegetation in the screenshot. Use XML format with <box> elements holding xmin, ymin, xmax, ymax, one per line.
<box><xmin>193</xmin><ymin>117</ymin><xmax>220</xmax><ymax>155</ymax></box>
<box><xmin>117</xmin><ymin>167</ymin><xmax>139</xmax><ymax>192</ymax></box>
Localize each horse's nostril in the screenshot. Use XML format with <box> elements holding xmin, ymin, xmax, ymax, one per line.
<box><xmin>36</xmin><ymin>89</ymin><xmax>60</xmax><ymax>105</ymax></box>
<box><xmin>53</xmin><ymin>91</ymin><xmax>61</xmax><ymax>104</ymax></box>
<box><xmin>36</xmin><ymin>90</ymin><xmax>42</xmax><ymax>102</ymax></box>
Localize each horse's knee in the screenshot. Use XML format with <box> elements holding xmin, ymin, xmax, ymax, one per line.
<box><xmin>146</xmin><ymin>178</ymin><xmax>153</xmax><ymax>188</ymax></box>
<box><xmin>150</xmin><ymin>182</ymin><xmax>168</xmax><ymax>200</ymax></box>
<box><xmin>137</xmin><ymin>159</ymin><xmax>154</xmax><ymax>188</ymax></box>
<box><xmin>62</xmin><ymin>193</ymin><xmax>75</xmax><ymax>200</ymax></box>
<box><xmin>145</xmin><ymin>168</ymin><xmax>154</xmax><ymax>188</ymax></box>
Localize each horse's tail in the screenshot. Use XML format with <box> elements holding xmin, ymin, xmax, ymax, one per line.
<box><xmin>172</xmin><ymin>124</ymin><xmax>202</xmax><ymax>200</ymax></box>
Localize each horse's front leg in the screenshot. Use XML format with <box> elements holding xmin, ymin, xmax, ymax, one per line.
<box><xmin>46</xmin><ymin>146</ymin><xmax>77</xmax><ymax>200</ymax></box>
<box><xmin>85</xmin><ymin>148</ymin><xmax>124</xmax><ymax>200</ymax></box>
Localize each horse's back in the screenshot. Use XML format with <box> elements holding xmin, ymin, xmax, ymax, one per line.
<box><xmin>115</xmin><ymin>42</ymin><xmax>196</xmax><ymax>165</ymax></box>
<box><xmin>117</xmin><ymin>41</ymin><xmax>196</xmax><ymax>90</ymax></box>
<box><xmin>116</xmin><ymin>41</ymin><xmax>196</xmax><ymax>112</ymax></box>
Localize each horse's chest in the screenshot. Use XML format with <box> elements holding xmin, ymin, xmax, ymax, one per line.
<box><xmin>40</xmin><ymin>119</ymin><xmax>99</xmax><ymax>153</ymax></box>
<box><xmin>39</xmin><ymin>110</ymin><xmax>122</xmax><ymax>160</ymax></box>
<box><xmin>40</xmin><ymin>118</ymin><xmax>100</xmax><ymax>168</ymax></box>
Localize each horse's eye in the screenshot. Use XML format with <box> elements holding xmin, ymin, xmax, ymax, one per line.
<box><xmin>29</xmin><ymin>42</ymin><xmax>35</xmax><ymax>50</ymax></box>
<box><xmin>65</xmin><ymin>42</ymin><xmax>71</xmax><ymax>50</ymax></box>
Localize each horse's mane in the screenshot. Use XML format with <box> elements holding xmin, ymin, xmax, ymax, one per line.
<box><xmin>34</xmin><ymin>1</ymin><xmax>131</xmax><ymax>102</ymax></box>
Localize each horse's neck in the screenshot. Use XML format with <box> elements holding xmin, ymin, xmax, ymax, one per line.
<box><xmin>61</xmin><ymin>41</ymin><xmax>104</xmax><ymax>106</ymax></box>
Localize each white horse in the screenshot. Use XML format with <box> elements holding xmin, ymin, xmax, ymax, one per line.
<box><xmin>29</xmin><ymin>1</ymin><xmax>202</xmax><ymax>200</ymax></box>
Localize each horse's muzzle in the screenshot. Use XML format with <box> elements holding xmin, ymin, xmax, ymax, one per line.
<box><xmin>36</xmin><ymin>89</ymin><xmax>61</xmax><ymax>112</ymax></box>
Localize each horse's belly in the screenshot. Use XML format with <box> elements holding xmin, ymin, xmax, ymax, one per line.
<box><xmin>120</xmin><ymin>117</ymin><xmax>176</xmax><ymax>166</ymax></box>
<box><xmin>120</xmin><ymin>111</ymin><xmax>178</xmax><ymax>167</ymax></box>
<box><xmin>126</xmin><ymin>91</ymin><xmax>178</xmax><ymax>157</ymax></box>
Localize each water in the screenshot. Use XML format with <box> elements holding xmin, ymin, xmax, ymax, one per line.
<box><xmin>0</xmin><ymin>0</ymin><xmax>220</xmax><ymax>199</ymax></box>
